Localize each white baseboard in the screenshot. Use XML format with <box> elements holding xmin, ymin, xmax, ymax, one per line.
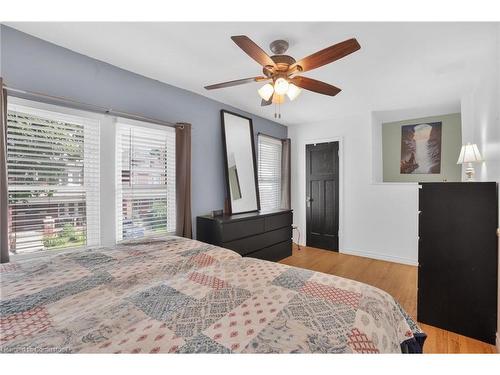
<box><xmin>340</xmin><ymin>248</ymin><xmax>418</xmax><ymax>266</ymax></box>
<box><xmin>496</xmin><ymin>332</ymin><xmax>499</xmax><ymax>353</ymax></box>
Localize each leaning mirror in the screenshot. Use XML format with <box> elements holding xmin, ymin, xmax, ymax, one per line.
<box><xmin>221</xmin><ymin>110</ymin><xmax>260</xmax><ymax>214</ymax></box>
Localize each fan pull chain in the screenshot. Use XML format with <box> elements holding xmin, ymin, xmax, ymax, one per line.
<box><xmin>274</xmin><ymin>102</ymin><xmax>282</xmax><ymax>119</ymax></box>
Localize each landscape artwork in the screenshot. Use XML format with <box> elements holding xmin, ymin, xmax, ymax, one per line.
<box><xmin>400</xmin><ymin>122</ymin><xmax>442</xmax><ymax>174</ymax></box>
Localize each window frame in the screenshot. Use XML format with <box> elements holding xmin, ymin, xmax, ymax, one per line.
<box><xmin>5</xmin><ymin>98</ymin><xmax>179</xmax><ymax>260</ymax></box>
<box><xmin>6</xmin><ymin>97</ymin><xmax>102</xmax><ymax>259</ymax></box>
<box><xmin>114</xmin><ymin>117</ymin><xmax>176</xmax><ymax>243</ymax></box>
<box><xmin>257</xmin><ymin>133</ymin><xmax>283</xmax><ymax>211</ymax></box>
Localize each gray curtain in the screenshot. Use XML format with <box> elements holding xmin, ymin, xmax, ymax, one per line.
<box><xmin>280</xmin><ymin>138</ymin><xmax>291</xmax><ymax>210</ymax></box>
<box><xmin>0</xmin><ymin>78</ymin><xmax>9</xmax><ymax>263</ymax></box>
<box><xmin>175</xmin><ymin>123</ymin><xmax>192</xmax><ymax>238</ymax></box>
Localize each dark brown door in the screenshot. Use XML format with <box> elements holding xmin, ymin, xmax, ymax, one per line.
<box><xmin>306</xmin><ymin>142</ymin><xmax>339</xmax><ymax>251</ymax></box>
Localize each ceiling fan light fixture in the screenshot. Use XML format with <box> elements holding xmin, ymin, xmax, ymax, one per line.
<box><xmin>272</xmin><ymin>94</ymin><xmax>285</xmax><ymax>104</ymax></box>
<box><xmin>286</xmin><ymin>83</ymin><xmax>302</xmax><ymax>101</ymax></box>
<box><xmin>258</xmin><ymin>83</ymin><xmax>274</xmax><ymax>101</ymax></box>
<box><xmin>205</xmin><ymin>35</ymin><xmax>360</xmax><ymax>107</ymax></box>
<box><xmin>274</xmin><ymin>77</ymin><xmax>290</xmax><ymax>95</ymax></box>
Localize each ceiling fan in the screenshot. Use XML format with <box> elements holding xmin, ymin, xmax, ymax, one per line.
<box><xmin>205</xmin><ymin>35</ymin><xmax>361</xmax><ymax>112</ymax></box>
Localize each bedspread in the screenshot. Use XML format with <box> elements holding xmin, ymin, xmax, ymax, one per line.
<box><xmin>0</xmin><ymin>236</ymin><xmax>425</xmax><ymax>353</ymax></box>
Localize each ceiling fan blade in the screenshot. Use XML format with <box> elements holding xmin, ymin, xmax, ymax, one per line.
<box><xmin>290</xmin><ymin>38</ymin><xmax>361</xmax><ymax>73</ymax></box>
<box><xmin>291</xmin><ymin>76</ymin><xmax>341</xmax><ymax>96</ymax></box>
<box><xmin>204</xmin><ymin>76</ymin><xmax>267</xmax><ymax>90</ymax></box>
<box><xmin>231</xmin><ymin>35</ymin><xmax>277</xmax><ymax>68</ymax></box>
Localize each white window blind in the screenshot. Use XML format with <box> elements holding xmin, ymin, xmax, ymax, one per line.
<box><xmin>258</xmin><ymin>134</ymin><xmax>282</xmax><ymax>211</ymax></box>
<box><xmin>116</xmin><ymin>120</ymin><xmax>176</xmax><ymax>242</ymax></box>
<box><xmin>6</xmin><ymin>104</ymin><xmax>100</xmax><ymax>254</ymax></box>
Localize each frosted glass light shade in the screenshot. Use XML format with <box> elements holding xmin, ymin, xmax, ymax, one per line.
<box><xmin>286</xmin><ymin>83</ymin><xmax>302</xmax><ymax>101</ymax></box>
<box><xmin>258</xmin><ymin>83</ymin><xmax>274</xmax><ymax>101</ymax></box>
<box><xmin>274</xmin><ymin>78</ymin><xmax>289</xmax><ymax>95</ymax></box>
<box><xmin>457</xmin><ymin>143</ymin><xmax>483</xmax><ymax>164</ymax></box>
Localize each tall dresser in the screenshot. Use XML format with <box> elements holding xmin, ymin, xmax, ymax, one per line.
<box><xmin>418</xmin><ymin>182</ymin><xmax>498</xmax><ymax>344</ymax></box>
<box><xmin>197</xmin><ymin>209</ymin><xmax>293</xmax><ymax>262</ymax></box>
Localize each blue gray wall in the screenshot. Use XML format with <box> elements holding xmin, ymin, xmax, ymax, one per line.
<box><xmin>0</xmin><ymin>25</ymin><xmax>287</xmax><ymax>237</ymax></box>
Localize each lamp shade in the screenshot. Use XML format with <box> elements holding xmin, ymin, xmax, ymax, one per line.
<box><xmin>274</xmin><ymin>78</ymin><xmax>289</xmax><ymax>95</ymax></box>
<box><xmin>286</xmin><ymin>83</ymin><xmax>302</xmax><ymax>101</ymax></box>
<box><xmin>457</xmin><ymin>143</ymin><xmax>483</xmax><ymax>164</ymax></box>
<box><xmin>258</xmin><ymin>83</ymin><xmax>274</xmax><ymax>101</ymax></box>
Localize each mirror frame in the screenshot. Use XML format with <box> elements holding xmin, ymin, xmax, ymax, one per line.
<box><xmin>220</xmin><ymin>110</ymin><xmax>261</xmax><ymax>214</ymax></box>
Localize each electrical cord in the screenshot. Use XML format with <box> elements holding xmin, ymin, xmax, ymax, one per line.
<box><xmin>292</xmin><ymin>226</ymin><xmax>301</xmax><ymax>251</ymax></box>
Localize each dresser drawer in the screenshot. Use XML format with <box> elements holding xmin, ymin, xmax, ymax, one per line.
<box><xmin>264</xmin><ymin>212</ymin><xmax>292</xmax><ymax>232</ymax></box>
<box><xmin>247</xmin><ymin>240</ymin><xmax>292</xmax><ymax>262</ymax></box>
<box><xmin>220</xmin><ymin>218</ymin><xmax>265</xmax><ymax>242</ymax></box>
<box><xmin>222</xmin><ymin>226</ymin><xmax>291</xmax><ymax>256</ymax></box>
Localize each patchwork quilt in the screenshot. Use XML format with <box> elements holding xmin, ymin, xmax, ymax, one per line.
<box><xmin>0</xmin><ymin>236</ymin><xmax>425</xmax><ymax>353</ymax></box>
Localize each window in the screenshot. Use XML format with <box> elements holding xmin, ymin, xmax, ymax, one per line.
<box><xmin>6</xmin><ymin>104</ymin><xmax>100</xmax><ymax>254</ymax></box>
<box><xmin>258</xmin><ymin>134</ymin><xmax>282</xmax><ymax>211</ymax></box>
<box><xmin>116</xmin><ymin>120</ymin><xmax>176</xmax><ymax>241</ymax></box>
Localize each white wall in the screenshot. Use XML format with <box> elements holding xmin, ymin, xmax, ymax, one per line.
<box><xmin>460</xmin><ymin>35</ymin><xmax>500</xmax><ymax>183</ymax></box>
<box><xmin>289</xmin><ymin>113</ymin><xmax>419</xmax><ymax>266</ymax></box>
<box><xmin>289</xmin><ymin>25</ymin><xmax>499</xmax><ymax>268</ymax></box>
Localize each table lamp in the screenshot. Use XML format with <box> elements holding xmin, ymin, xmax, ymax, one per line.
<box><xmin>457</xmin><ymin>143</ymin><xmax>483</xmax><ymax>181</ymax></box>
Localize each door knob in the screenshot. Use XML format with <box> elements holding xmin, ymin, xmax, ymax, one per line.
<box><xmin>306</xmin><ymin>196</ymin><xmax>313</xmax><ymax>207</ymax></box>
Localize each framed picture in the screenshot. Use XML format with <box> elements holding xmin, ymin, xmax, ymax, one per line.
<box><xmin>400</xmin><ymin>122</ymin><xmax>442</xmax><ymax>174</ymax></box>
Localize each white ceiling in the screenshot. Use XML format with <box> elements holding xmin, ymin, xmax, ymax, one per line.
<box><xmin>5</xmin><ymin>22</ymin><xmax>498</xmax><ymax>126</ymax></box>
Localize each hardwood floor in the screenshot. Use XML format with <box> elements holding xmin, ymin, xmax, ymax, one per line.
<box><xmin>279</xmin><ymin>244</ymin><xmax>497</xmax><ymax>354</ymax></box>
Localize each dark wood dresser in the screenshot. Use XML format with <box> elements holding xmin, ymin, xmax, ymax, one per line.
<box><xmin>196</xmin><ymin>209</ymin><xmax>293</xmax><ymax>262</ymax></box>
<box><xmin>418</xmin><ymin>182</ymin><xmax>498</xmax><ymax>344</ymax></box>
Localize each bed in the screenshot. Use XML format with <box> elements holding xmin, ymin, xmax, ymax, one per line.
<box><xmin>0</xmin><ymin>236</ymin><xmax>426</xmax><ymax>353</ymax></box>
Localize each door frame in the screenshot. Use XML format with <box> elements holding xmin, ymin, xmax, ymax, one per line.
<box><xmin>302</xmin><ymin>136</ymin><xmax>344</xmax><ymax>251</ymax></box>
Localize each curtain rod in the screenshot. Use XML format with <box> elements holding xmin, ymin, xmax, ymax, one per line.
<box><xmin>2</xmin><ymin>84</ymin><xmax>182</xmax><ymax>129</ymax></box>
